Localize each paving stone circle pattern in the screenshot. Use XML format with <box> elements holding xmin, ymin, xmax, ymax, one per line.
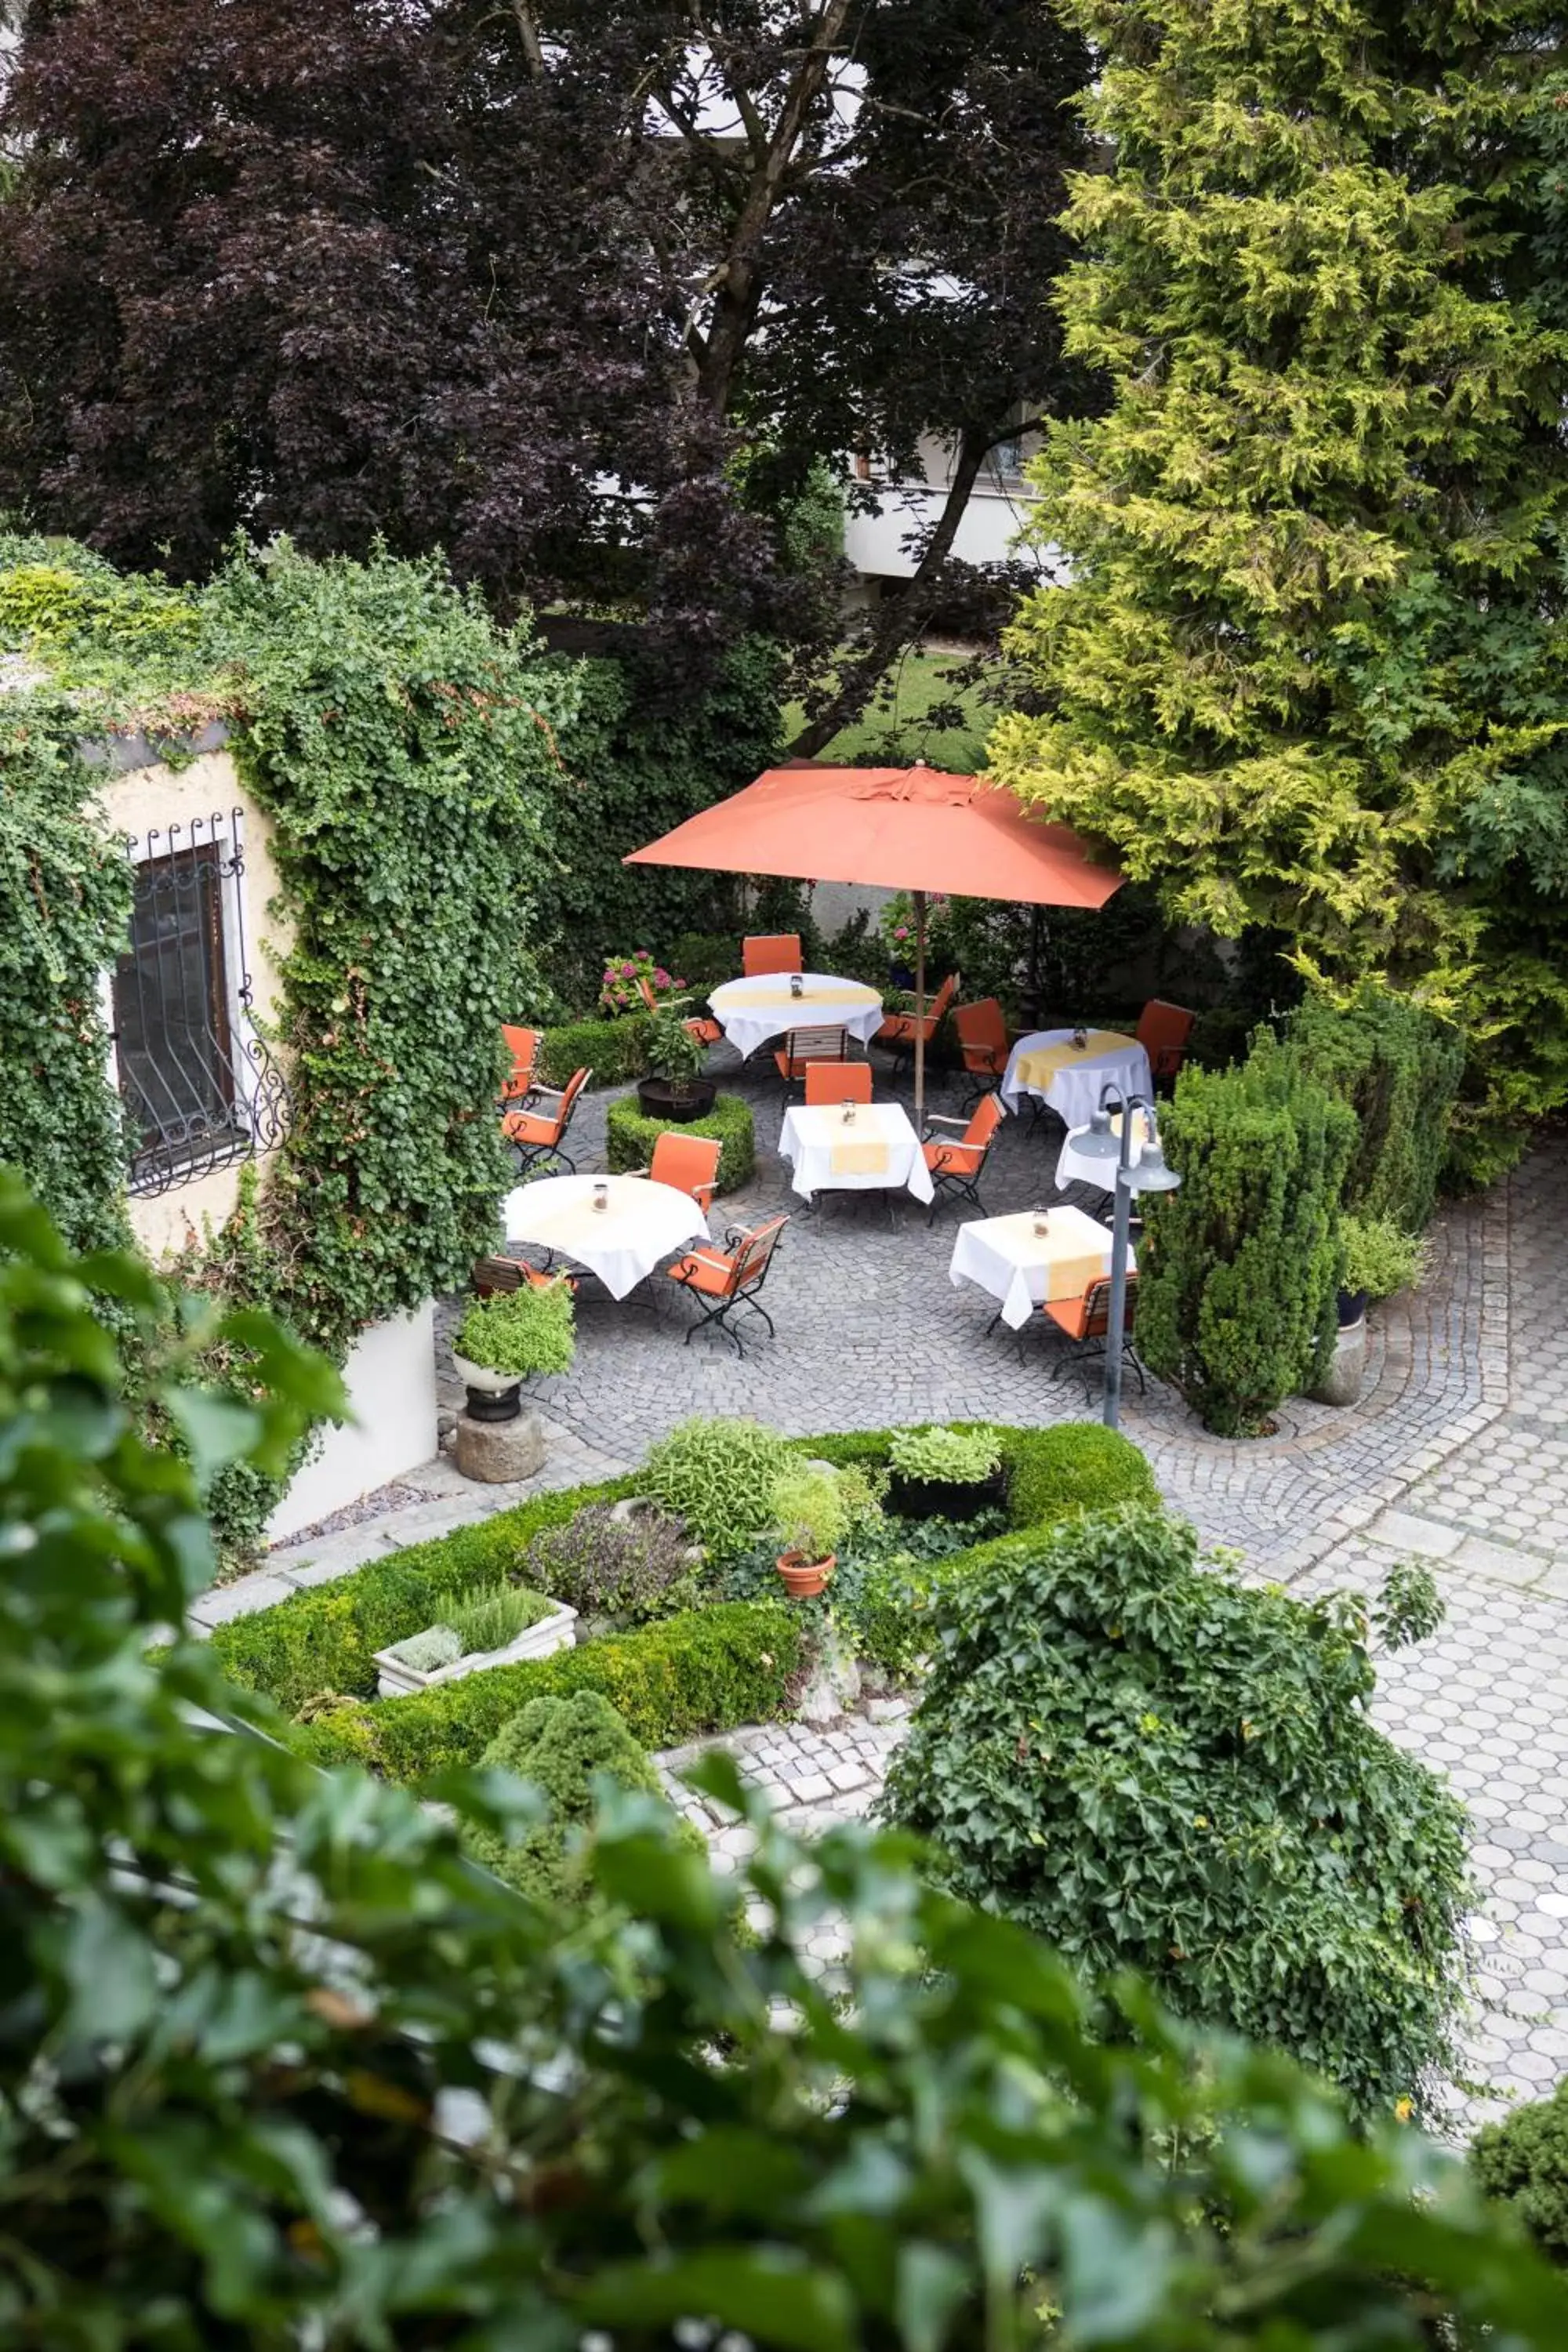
<box><xmin>202</xmin><ymin>1044</ymin><xmax>1568</xmax><ymax>2130</ymax></box>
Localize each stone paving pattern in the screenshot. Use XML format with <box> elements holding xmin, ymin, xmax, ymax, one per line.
<box><xmin>201</xmin><ymin>1044</ymin><xmax>1568</xmax><ymax>2127</ymax></box>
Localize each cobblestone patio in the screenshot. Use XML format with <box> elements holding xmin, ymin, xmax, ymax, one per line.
<box><xmin>218</xmin><ymin>1051</ymin><xmax>1568</xmax><ymax>2129</ymax></box>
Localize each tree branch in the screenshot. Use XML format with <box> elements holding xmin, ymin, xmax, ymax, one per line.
<box><xmin>786</xmin><ymin>424</ymin><xmax>993</xmax><ymax>759</ymax></box>
<box><xmin>508</xmin><ymin>0</ymin><xmax>545</xmax><ymax>82</ymax></box>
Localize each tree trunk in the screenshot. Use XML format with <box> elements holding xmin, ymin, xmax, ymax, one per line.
<box><xmin>786</xmin><ymin>426</ymin><xmax>991</xmax><ymax>760</ymax></box>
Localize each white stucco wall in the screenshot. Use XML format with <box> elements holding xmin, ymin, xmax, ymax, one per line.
<box><xmin>266</xmin><ymin>1303</ymin><xmax>439</xmax><ymax>1545</ymax></box>
<box><xmin>95</xmin><ymin>745</ymin><xmax>292</xmax><ymax>1265</ymax></box>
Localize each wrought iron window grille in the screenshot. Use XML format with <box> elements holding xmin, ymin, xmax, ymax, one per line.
<box><xmin>111</xmin><ymin>808</ymin><xmax>289</xmax><ymax>1196</ymax></box>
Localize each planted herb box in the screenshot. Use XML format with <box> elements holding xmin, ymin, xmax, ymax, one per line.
<box><xmin>374</xmin><ymin>1602</ymin><xmax>578</xmax><ymax>1697</ymax></box>
<box><xmin>885</xmin><ymin>1466</ymin><xmax>1008</xmax><ymax>1524</ymax></box>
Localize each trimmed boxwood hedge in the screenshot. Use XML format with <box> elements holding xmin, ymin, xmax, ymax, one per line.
<box><xmin>604</xmin><ymin>1091</ymin><xmax>756</xmax><ymax>1194</ymax></box>
<box><xmin>293</xmin><ymin>1599</ymin><xmax>803</xmax><ymax>1780</ymax></box>
<box><xmin>209</xmin><ymin>1478</ymin><xmax>636</xmax><ymax>1713</ymax></box>
<box><xmin>215</xmin><ymin>1417</ymin><xmax>1159</xmax><ymax>1780</ymax></box>
<box><xmin>535</xmin><ymin>1011</ymin><xmax>654</xmax><ymax>1089</ymax></box>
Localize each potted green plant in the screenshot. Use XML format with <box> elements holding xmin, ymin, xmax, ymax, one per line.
<box><xmin>771</xmin><ymin>1465</ymin><xmax>849</xmax><ymax>1600</ymax></box>
<box><xmin>885</xmin><ymin>1425</ymin><xmax>1006</xmax><ymax>1522</ymax></box>
<box><xmin>452</xmin><ymin>1280</ymin><xmax>575</xmax><ymax>1424</ymax></box>
<box><xmin>1339</xmin><ymin>1213</ymin><xmax>1428</xmax><ymax>1323</ymax></box>
<box><xmin>636</xmin><ymin>1000</ymin><xmax>717</xmax><ymax>1123</ymax></box>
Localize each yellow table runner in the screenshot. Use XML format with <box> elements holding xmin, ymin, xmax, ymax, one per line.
<box><xmin>731</xmin><ymin>981</ymin><xmax>880</xmax><ymax>1010</ymax></box>
<box><xmin>1013</xmin><ymin>1029</ymin><xmax>1134</xmax><ymax>1092</ymax></box>
<box><xmin>982</xmin><ymin>1212</ymin><xmax>1112</xmax><ymax>1302</ymax></box>
<box><xmin>527</xmin><ymin>1196</ymin><xmax>622</xmax><ymax>1248</ymax></box>
<box><xmin>829</xmin><ymin>1138</ymin><xmax>891</xmax><ymax>1176</ymax></box>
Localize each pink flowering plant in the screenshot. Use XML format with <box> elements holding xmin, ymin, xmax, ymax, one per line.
<box><xmin>598</xmin><ymin>949</ymin><xmax>683</xmax><ymax>1018</ymax></box>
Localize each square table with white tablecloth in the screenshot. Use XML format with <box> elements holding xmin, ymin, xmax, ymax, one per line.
<box><xmin>949</xmin><ymin>1203</ymin><xmax>1131</xmax><ymax>1330</ymax></box>
<box><xmin>778</xmin><ymin>1101</ymin><xmax>935</xmax><ymax>1206</ymax></box>
<box><xmin>709</xmin><ymin>971</ymin><xmax>884</xmax><ymax>1062</ymax></box>
<box><xmin>502</xmin><ymin>1172</ymin><xmax>708</xmax><ymax>1300</ymax></box>
<box><xmin>1000</xmin><ymin>1026</ymin><xmax>1153</xmax><ymax>1125</ymax></box>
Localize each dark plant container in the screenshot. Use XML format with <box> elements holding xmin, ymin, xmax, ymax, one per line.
<box><xmin>1337</xmin><ymin>1287</ymin><xmax>1367</xmax><ymax>1329</ymax></box>
<box><xmin>463</xmin><ymin>1379</ymin><xmax>521</xmax><ymax>1424</ymax></box>
<box><xmin>890</xmin><ymin>961</ymin><xmax>916</xmax><ymax>990</ymax></box>
<box><xmin>637</xmin><ymin>1076</ymin><xmax>718</xmax><ymax>1123</ymax></box>
<box><xmin>887</xmin><ymin>1465</ymin><xmax>1007</xmax><ymax>1524</ymax></box>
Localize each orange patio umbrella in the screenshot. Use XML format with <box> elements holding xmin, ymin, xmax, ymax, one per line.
<box><xmin>624</xmin><ymin>760</ymin><xmax>1124</xmax><ymax>1120</ymax></box>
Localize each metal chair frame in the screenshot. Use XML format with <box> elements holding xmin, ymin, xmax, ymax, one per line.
<box><xmin>876</xmin><ymin>971</ymin><xmax>958</xmax><ymax>1079</ymax></box>
<box><xmin>499</xmin><ymin>1024</ymin><xmax>542</xmax><ymax>1109</ymax></box>
<box><xmin>953</xmin><ymin>999</ymin><xmax>1011</xmax><ymax>1109</ymax></box>
<box><xmin>503</xmin><ymin>1066</ymin><xmax>591</xmax><ymax>1177</ymax></box>
<box><xmin>921</xmin><ymin>1096</ymin><xmax>1004</xmax><ymax>1225</ymax></box>
<box><xmin>775</xmin><ymin>1025</ymin><xmax>851</xmax><ymax>1097</ymax></box>
<box><xmin>666</xmin><ymin>1214</ymin><xmax>789</xmax><ymax>1356</ymax></box>
<box><xmin>1039</xmin><ymin>1272</ymin><xmax>1148</xmax><ymax>1397</ymax></box>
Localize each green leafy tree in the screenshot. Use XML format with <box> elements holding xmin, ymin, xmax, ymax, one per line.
<box><xmin>4</xmin><ymin>1166</ymin><xmax>1568</xmax><ymax>2344</ymax></box>
<box><xmin>1138</xmin><ymin>1040</ymin><xmax>1357</xmax><ymax>1435</ymax></box>
<box><xmin>883</xmin><ymin>1507</ymin><xmax>1472</xmax><ymax>2122</ymax></box>
<box><xmin>987</xmin><ymin>0</ymin><xmax>1568</xmax><ymax>1172</ymax></box>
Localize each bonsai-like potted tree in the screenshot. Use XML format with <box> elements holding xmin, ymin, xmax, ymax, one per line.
<box><xmin>452</xmin><ymin>1279</ymin><xmax>575</xmax><ymax>1425</ymax></box>
<box><xmin>636</xmin><ymin>1000</ymin><xmax>717</xmax><ymax>1124</ymax></box>
<box><xmin>771</xmin><ymin>1464</ymin><xmax>849</xmax><ymax>1600</ymax></box>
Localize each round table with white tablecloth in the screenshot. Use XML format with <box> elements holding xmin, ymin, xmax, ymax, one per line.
<box><xmin>502</xmin><ymin>1173</ymin><xmax>707</xmax><ymax>1300</ymax></box>
<box><xmin>778</xmin><ymin>1101</ymin><xmax>935</xmax><ymax>1206</ymax></box>
<box><xmin>708</xmin><ymin>971</ymin><xmax>884</xmax><ymax>1062</ymax></box>
<box><xmin>1000</xmin><ymin>1026</ymin><xmax>1153</xmax><ymax>1126</ymax></box>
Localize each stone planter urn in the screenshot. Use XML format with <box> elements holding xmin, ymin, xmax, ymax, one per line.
<box><xmin>1311</xmin><ymin>1293</ymin><xmax>1367</xmax><ymax>1407</ymax></box>
<box><xmin>451</xmin><ymin>1350</ymin><xmax>546</xmax><ymax>1482</ymax></box>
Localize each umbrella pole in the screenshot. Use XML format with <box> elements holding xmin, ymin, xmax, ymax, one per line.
<box><xmin>913</xmin><ymin>889</ymin><xmax>927</xmax><ymax>1128</ymax></box>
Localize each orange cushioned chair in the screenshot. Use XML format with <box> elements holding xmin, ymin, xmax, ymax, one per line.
<box><xmin>636</xmin><ymin>1130</ymin><xmax>723</xmax><ymax>1218</ymax></box>
<box><xmin>502</xmin><ymin>1064</ymin><xmax>591</xmax><ymax>1176</ymax></box>
<box><xmin>876</xmin><ymin>971</ymin><xmax>957</xmax><ymax>1073</ymax></box>
<box><xmin>665</xmin><ymin>1212</ymin><xmax>789</xmax><ymax>1356</ymax></box>
<box><xmin>774</xmin><ymin>1024</ymin><xmax>851</xmax><ymax>1095</ymax></box>
<box><xmin>954</xmin><ymin>998</ymin><xmax>1011</xmax><ymax>1105</ymax></box>
<box><xmin>499</xmin><ymin>1024</ymin><xmax>542</xmax><ymax>1106</ymax></box>
<box><xmin>1136</xmin><ymin>1000</ymin><xmax>1197</xmax><ymax>1086</ymax></box>
<box><xmin>804</xmin><ymin>1060</ymin><xmax>873</xmax><ymax>1106</ymax></box>
<box><xmin>637</xmin><ymin>972</ymin><xmax>722</xmax><ymax>1047</ymax></box>
<box><xmin>1040</xmin><ymin>1270</ymin><xmax>1146</xmax><ymax>1398</ymax></box>
<box><xmin>742</xmin><ymin>932</ymin><xmax>803</xmax><ymax>978</ymax></box>
<box><xmin>920</xmin><ymin>1091</ymin><xmax>1005</xmax><ymax>1225</ymax></box>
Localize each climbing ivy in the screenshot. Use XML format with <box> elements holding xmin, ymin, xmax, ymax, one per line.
<box><xmin>0</xmin><ymin>535</ymin><xmax>576</xmax><ymax>1547</ymax></box>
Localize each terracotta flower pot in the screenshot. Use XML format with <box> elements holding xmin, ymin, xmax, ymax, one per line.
<box><xmin>775</xmin><ymin>1549</ymin><xmax>835</xmax><ymax>1601</ymax></box>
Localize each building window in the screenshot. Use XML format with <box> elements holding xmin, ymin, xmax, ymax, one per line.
<box><xmin>111</xmin><ymin>810</ymin><xmax>288</xmax><ymax>1196</ymax></box>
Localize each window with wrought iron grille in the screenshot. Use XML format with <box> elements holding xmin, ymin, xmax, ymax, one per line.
<box><xmin>110</xmin><ymin>809</ymin><xmax>288</xmax><ymax>1196</ymax></box>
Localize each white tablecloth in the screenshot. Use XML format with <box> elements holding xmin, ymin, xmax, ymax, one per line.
<box><xmin>710</xmin><ymin>971</ymin><xmax>884</xmax><ymax>1061</ymax></box>
<box><xmin>1055</xmin><ymin>1107</ymin><xmax>1152</xmax><ymax>1192</ymax></box>
<box><xmin>949</xmin><ymin>1203</ymin><xmax>1130</xmax><ymax>1330</ymax></box>
<box><xmin>502</xmin><ymin>1174</ymin><xmax>708</xmax><ymax>1300</ymax></box>
<box><xmin>1000</xmin><ymin>1027</ymin><xmax>1153</xmax><ymax>1124</ymax></box>
<box><xmin>779</xmin><ymin>1102</ymin><xmax>935</xmax><ymax>1205</ymax></box>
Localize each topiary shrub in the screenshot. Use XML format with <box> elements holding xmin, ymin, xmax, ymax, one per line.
<box><xmin>642</xmin><ymin>1416</ymin><xmax>792</xmax><ymax>1562</ymax></box>
<box><xmin>880</xmin><ymin>1507</ymin><xmax>1472</xmax><ymax>2120</ymax></box>
<box><xmin>1285</xmin><ymin>982</ymin><xmax>1465</xmax><ymax>1232</ymax></box>
<box><xmin>604</xmin><ymin>1091</ymin><xmax>756</xmax><ymax>1193</ymax></box>
<box><xmin>535</xmin><ymin>1011</ymin><xmax>655</xmax><ymax>1089</ymax></box>
<box><xmin>1137</xmin><ymin>1039</ymin><xmax>1357</xmax><ymax>1434</ymax></box>
<box><xmin>1472</xmin><ymin>2078</ymin><xmax>1568</xmax><ymax>2266</ymax></box>
<box><xmin>1000</xmin><ymin>1424</ymin><xmax>1156</xmax><ymax>1527</ymax></box>
<box><xmin>459</xmin><ymin>1691</ymin><xmax>685</xmax><ymax>1905</ymax></box>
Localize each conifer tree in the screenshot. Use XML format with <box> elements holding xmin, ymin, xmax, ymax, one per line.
<box><xmin>989</xmin><ymin>0</ymin><xmax>1568</xmax><ymax>1172</ymax></box>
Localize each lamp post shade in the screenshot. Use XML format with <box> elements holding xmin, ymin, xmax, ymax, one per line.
<box><xmin>625</xmin><ymin>761</ymin><xmax>1124</xmax><ymax>1118</ymax></box>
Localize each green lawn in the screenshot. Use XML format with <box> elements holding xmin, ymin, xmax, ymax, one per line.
<box><xmin>782</xmin><ymin>647</ymin><xmax>996</xmax><ymax>771</ymax></box>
